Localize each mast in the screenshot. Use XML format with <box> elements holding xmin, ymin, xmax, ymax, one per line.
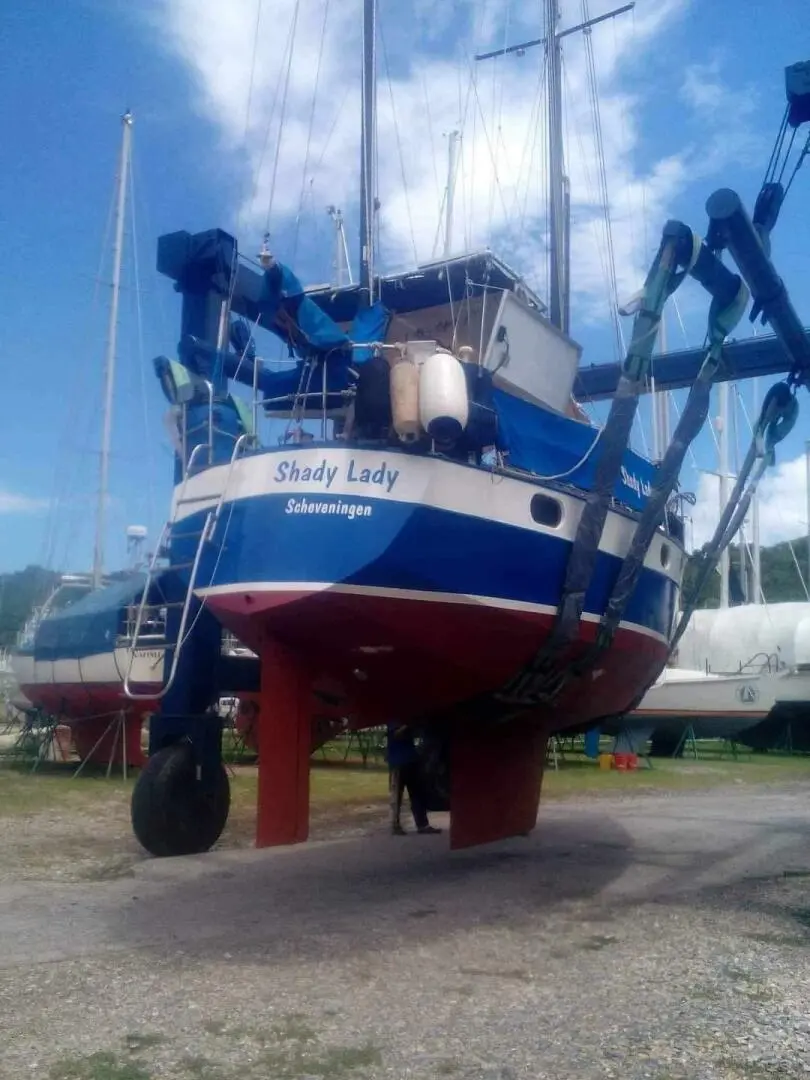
<box><xmin>475</xmin><ymin>3</ymin><xmax>634</xmax><ymax>334</ymax></box>
<box><xmin>653</xmin><ymin>311</ymin><xmax>670</xmax><ymax>461</ymax></box>
<box><xmin>443</xmin><ymin>130</ymin><xmax>460</xmax><ymax>258</ymax></box>
<box><xmin>718</xmin><ymin>381</ymin><xmax>730</xmax><ymax>609</ymax></box>
<box><xmin>328</xmin><ymin>206</ymin><xmax>351</xmax><ymax>287</ymax></box>
<box><xmin>358</xmin><ymin>0</ymin><xmax>377</xmax><ymax>304</ymax></box>
<box><xmin>546</xmin><ymin>0</ymin><xmax>565</xmax><ymax>331</ymax></box>
<box><xmin>751</xmin><ymin>378</ymin><xmax>762</xmax><ymax>604</ymax></box>
<box><xmin>92</xmin><ymin>110</ymin><xmax>132</xmax><ymax>590</ymax></box>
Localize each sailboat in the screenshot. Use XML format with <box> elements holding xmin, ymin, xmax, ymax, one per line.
<box><xmin>10</xmin><ymin>113</ymin><xmax>167</xmax><ymax>768</ymax></box>
<box><xmin>617</xmin><ymin>380</ymin><xmax>810</xmax><ymax>754</ymax></box>
<box><xmin>114</xmin><ymin>1</ymin><xmax>810</xmax><ymax>860</ymax></box>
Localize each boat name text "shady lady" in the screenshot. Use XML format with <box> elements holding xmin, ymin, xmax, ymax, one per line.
<box><xmin>620</xmin><ymin>465</ymin><xmax>651</xmax><ymax>498</ymax></box>
<box><xmin>273</xmin><ymin>458</ymin><xmax>400</xmax><ymax>494</ymax></box>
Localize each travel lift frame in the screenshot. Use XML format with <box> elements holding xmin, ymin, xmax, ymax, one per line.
<box><xmin>128</xmin><ymin>67</ymin><xmax>810</xmax><ymax>859</ymax></box>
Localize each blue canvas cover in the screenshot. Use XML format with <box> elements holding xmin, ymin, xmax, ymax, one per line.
<box><xmin>261</xmin><ymin>261</ymin><xmax>351</xmax><ymax>354</ymax></box>
<box><xmin>492</xmin><ymin>389</ymin><xmax>655</xmax><ymax>512</ymax></box>
<box><xmin>256</xmin><ymin>298</ymin><xmax>391</xmax><ymax>405</ymax></box>
<box><xmin>34</xmin><ymin>574</ymin><xmax>147</xmax><ymax>661</ymax></box>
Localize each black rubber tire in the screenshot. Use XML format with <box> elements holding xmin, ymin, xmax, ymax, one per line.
<box><xmin>131</xmin><ymin>742</ymin><xmax>230</xmax><ymax>857</ymax></box>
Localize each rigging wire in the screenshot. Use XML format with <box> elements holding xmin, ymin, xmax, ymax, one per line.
<box><xmin>486</xmin><ymin>0</ymin><xmax>513</xmax><ymax>243</ymax></box>
<box><xmin>734</xmin><ymin>386</ymin><xmax>810</xmax><ymax>601</ymax></box>
<box><xmin>249</xmin><ymin>7</ymin><xmax>298</xmax><ymax>237</ymax></box>
<box><xmin>464</xmin><ymin>49</ymin><xmax>512</xmax><ymax>233</ymax></box>
<box><xmin>39</xmin><ymin>144</ymin><xmax>120</xmax><ymax>572</ymax></box>
<box><xmin>581</xmin><ymin>1</ymin><xmax>622</xmax><ymax>361</ymax></box>
<box><xmin>264</xmin><ymin>0</ymin><xmax>301</xmax><ymax>235</ymax></box>
<box><xmin>379</xmin><ymin>18</ymin><xmax>419</xmax><ymax>265</ymax></box>
<box><xmin>290</xmin><ymin>0</ymin><xmax>330</xmax><ymax>266</ymax></box>
<box><xmin>514</xmin><ymin>52</ymin><xmax>547</xmax><ymax>234</ymax></box>
<box><xmin>783</xmin><ymin>129</ymin><xmax>810</xmax><ymax>199</ymax></box>
<box><xmin>127</xmin><ymin>145</ymin><xmax>156</xmax><ymax>542</ymax></box>
<box><xmin>560</xmin><ymin>54</ymin><xmax>624</xmax><ymax>361</ymax></box>
<box><xmin>243</xmin><ymin>0</ymin><xmax>264</xmax><ymax>144</ymax></box>
<box><xmin>422</xmin><ymin>71</ymin><xmax>442</xmax><ymax>209</ymax></box>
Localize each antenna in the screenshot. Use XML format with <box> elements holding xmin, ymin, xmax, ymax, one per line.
<box><xmin>126</xmin><ymin>525</ymin><xmax>148</xmax><ymax>571</ymax></box>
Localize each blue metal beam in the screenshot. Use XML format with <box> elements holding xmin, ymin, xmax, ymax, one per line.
<box><xmin>573</xmin><ymin>331</ymin><xmax>810</xmax><ymax>402</ymax></box>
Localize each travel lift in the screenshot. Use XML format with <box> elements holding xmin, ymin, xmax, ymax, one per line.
<box><xmin>128</xmin><ymin>61</ymin><xmax>810</xmax><ymax>859</ymax></box>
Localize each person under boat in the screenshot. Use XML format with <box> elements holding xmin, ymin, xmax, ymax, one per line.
<box><xmin>386</xmin><ymin>722</ymin><xmax>441</xmax><ymax>836</ymax></box>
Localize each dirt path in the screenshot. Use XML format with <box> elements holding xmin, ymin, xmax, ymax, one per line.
<box><xmin>3</xmin><ymin>784</ymin><xmax>810</xmax><ymax>1078</ymax></box>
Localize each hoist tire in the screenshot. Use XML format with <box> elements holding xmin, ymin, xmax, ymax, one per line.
<box><xmin>132</xmin><ymin>742</ymin><xmax>230</xmax><ymax>857</ymax></box>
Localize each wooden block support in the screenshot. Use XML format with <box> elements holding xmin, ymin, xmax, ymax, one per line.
<box><xmin>450</xmin><ymin>720</ymin><xmax>546</xmax><ymax>850</ymax></box>
<box><xmin>256</xmin><ymin>638</ymin><xmax>312</xmax><ymax>847</ymax></box>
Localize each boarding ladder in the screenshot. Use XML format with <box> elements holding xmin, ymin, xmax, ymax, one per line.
<box><xmin>123</xmin><ymin>433</ymin><xmax>254</xmax><ymax>700</ymax></box>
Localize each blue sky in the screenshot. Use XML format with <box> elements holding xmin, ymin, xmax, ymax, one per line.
<box><xmin>1</xmin><ymin>0</ymin><xmax>809</xmax><ymax>575</ymax></box>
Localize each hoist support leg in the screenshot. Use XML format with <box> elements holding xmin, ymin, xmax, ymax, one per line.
<box><xmin>256</xmin><ymin>638</ymin><xmax>312</xmax><ymax>847</ymax></box>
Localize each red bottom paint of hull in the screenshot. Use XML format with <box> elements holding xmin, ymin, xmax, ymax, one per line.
<box><xmin>16</xmin><ymin>684</ymin><xmax>153</xmax><ymax>768</ymax></box>
<box><xmin>207</xmin><ymin>588</ymin><xmax>669</xmax><ymax>732</ymax></box>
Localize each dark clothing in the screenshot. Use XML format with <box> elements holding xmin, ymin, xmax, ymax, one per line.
<box><xmin>391</xmin><ymin>761</ymin><xmax>430</xmax><ymax>830</ymax></box>
<box><xmin>386</xmin><ymin>723</ymin><xmax>419</xmax><ymax>767</ymax></box>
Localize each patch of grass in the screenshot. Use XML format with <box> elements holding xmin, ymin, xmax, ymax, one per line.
<box><xmin>458</xmin><ymin>966</ymin><xmax>531</xmax><ymax>982</ymax></box>
<box><xmin>81</xmin><ymin>856</ymin><xmax>138</xmax><ymax>882</ymax></box>
<box><xmin>48</xmin><ymin>1051</ymin><xmax>151</xmax><ymax>1080</ymax></box>
<box><xmin>576</xmin><ymin>933</ymin><xmax>619</xmax><ymax>951</ymax></box>
<box><xmin>271</xmin><ymin>1014</ymin><xmax>318</xmax><ymax>1044</ymax></box>
<box><xmin>714</xmin><ymin>1053</ymin><xmax>793</xmax><ymax>1079</ymax></box>
<box><xmin>721</xmin><ymin>965</ymin><xmax>777</xmax><ymax>1002</ymax></box>
<box><xmin>0</xmin><ymin>763</ymin><xmax>134</xmax><ymax>818</ymax></box>
<box><xmin>542</xmin><ymin>754</ymin><xmax>810</xmax><ymax>799</ymax></box>
<box><xmin>302</xmin><ymin>1043</ymin><xmax>383</xmax><ymax>1077</ymax></box>
<box><xmin>178</xmin><ymin>1056</ymin><xmax>224</xmax><ymax>1079</ymax></box>
<box><xmin>123</xmin><ymin>1033</ymin><xmax>166</xmax><ymax>1054</ymax></box>
<box><xmin>744</xmin><ymin>930</ymin><xmax>809</xmax><ymax>947</ymax></box>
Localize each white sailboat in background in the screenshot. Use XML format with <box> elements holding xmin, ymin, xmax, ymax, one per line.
<box><xmin>619</xmin><ymin>379</ymin><xmax>810</xmax><ymax>753</ymax></box>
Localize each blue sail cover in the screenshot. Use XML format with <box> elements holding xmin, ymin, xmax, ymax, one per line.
<box><xmin>34</xmin><ymin>575</ymin><xmax>147</xmax><ymax>661</ymax></box>
<box><xmin>261</xmin><ymin>261</ymin><xmax>350</xmax><ymax>354</ymax></box>
<box><xmin>492</xmin><ymin>389</ymin><xmax>655</xmax><ymax>513</ymax></box>
<box><xmin>257</xmin><ymin>295</ymin><xmax>391</xmax><ymax>405</ymax></box>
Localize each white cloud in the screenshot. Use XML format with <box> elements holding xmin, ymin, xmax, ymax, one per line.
<box><xmin>689</xmin><ymin>453</ymin><xmax>809</xmax><ymax>551</ymax></box>
<box><xmin>146</xmin><ymin>0</ymin><xmax>760</xmax><ymax>341</ymax></box>
<box><xmin>0</xmin><ymin>490</ymin><xmax>47</xmax><ymax>514</ymax></box>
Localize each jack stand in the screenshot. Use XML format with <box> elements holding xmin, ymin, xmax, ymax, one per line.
<box><xmin>72</xmin><ymin>711</ymin><xmax>129</xmax><ymax>781</ymax></box>
<box><xmin>674</xmin><ymin>724</ymin><xmax>699</xmax><ymax>759</ymax></box>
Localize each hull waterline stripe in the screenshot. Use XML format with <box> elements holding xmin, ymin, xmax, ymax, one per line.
<box><xmin>195</xmin><ymin>580</ymin><xmax>671</xmax><ymax>646</ymax></box>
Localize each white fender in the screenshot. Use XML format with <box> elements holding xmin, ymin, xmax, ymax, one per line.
<box><xmin>389</xmin><ymin>355</ymin><xmax>421</xmax><ymax>443</ymax></box>
<box><xmin>419</xmin><ymin>351</ymin><xmax>469</xmax><ymax>442</ymax></box>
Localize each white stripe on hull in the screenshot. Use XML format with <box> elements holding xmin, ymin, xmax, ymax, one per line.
<box><xmin>173</xmin><ymin>447</ymin><xmax>682</xmax><ymax>586</ymax></box>
<box><xmin>24</xmin><ymin>647</ymin><xmax>164</xmax><ymax>688</ymax></box>
<box><xmin>198</xmin><ymin>579</ymin><xmax>672</xmax><ymax>646</ymax></box>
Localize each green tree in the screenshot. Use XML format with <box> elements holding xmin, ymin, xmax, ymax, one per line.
<box><xmin>0</xmin><ymin>566</ymin><xmax>59</xmax><ymax>647</ymax></box>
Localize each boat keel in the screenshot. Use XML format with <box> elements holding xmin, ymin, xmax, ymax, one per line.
<box><xmin>449</xmin><ymin>718</ymin><xmax>546</xmax><ymax>849</ymax></box>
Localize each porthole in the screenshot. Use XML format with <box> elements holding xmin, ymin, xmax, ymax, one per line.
<box><xmin>660</xmin><ymin>543</ymin><xmax>671</xmax><ymax>569</ymax></box>
<box><xmin>530</xmin><ymin>493</ymin><xmax>563</xmax><ymax>529</ymax></box>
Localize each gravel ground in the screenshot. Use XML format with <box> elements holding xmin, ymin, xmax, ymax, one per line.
<box><xmin>3</xmin><ymin>784</ymin><xmax>810</xmax><ymax>1079</ymax></box>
